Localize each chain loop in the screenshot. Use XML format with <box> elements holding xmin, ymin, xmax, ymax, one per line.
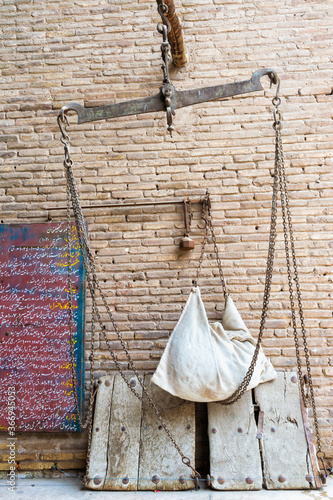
<box><xmin>59</xmin><ymin>113</ymin><xmax>199</xmax><ymax>485</ymax></box>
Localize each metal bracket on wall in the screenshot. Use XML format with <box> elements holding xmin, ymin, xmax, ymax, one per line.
<box><xmin>59</xmin><ymin>68</ymin><xmax>278</xmax><ymax>131</ymax></box>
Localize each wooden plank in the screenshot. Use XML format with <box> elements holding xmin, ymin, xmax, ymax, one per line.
<box><xmin>208</xmin><ymin>390</ymin><xmax>263</xmax><ymax>490</ymax></box>
<box><xmin>254</xmin><ymin>371</ymin><xmax>315</xmax><ymax>489</ymax></box>
<box><xmin>300</xmin><ymin>392</ymin><xmax>322</xmax><ymax>489</ymax></box>
<box><xmin>103</xmin><ymin>374</ymin><xmax>143</xmax><ymax>491</ymax></box>
<box><xmin>138</xmin><ymin>374</ymin><xmax>196</xmax><ymax>491</ymax></box>
<box><xmin>86</xmin><ymin>375</ymin><xmax>114</xmax><ymax>490</ymax></box>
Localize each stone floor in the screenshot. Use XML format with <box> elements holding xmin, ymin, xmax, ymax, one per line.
<box><xmin>0</xmin><ymin>476</ymin><xmax>332</xmax><ymax>500</ymax></box>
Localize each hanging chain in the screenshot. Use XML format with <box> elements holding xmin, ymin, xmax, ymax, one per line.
<box><xmin>272</xmin><ymin>98</ymin><xmax>327</xmax><ymax>481</ymax></box>
<box><xmin>156</xmin><ymin>0</ymin><xmax>175</xmax><ymax>135</ymax></box>
<box><xmin>187</xmin><ymin>198</ymin><xmax>193</xmax><ymax>232</ymax></box>
<box><xmin>58</xmin><ymin>115</ymin><xmax>200</xmax><ymax>486</ymax></box>
<box><xmin>194</xmin><ymin>195</ymin><xmax>228</xmax><ymax>302</ymax></box>
<box><xmin>194</xmin><ymin>92</ymin><xmax>327</xmax><ymax>486</ymax></box>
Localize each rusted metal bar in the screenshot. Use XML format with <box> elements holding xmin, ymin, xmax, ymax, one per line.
<box><xmin>46</xmin><ymin>198</ymin><xmax>203</xmax><ymax>212</ymax></box>
<box><xmin>59</xmin><ymin>68</ymin><xmax>278</xmax><ymax>125</ymax></box>
<box><xmin>157</xmin><ymin>0</ymin><xmax>187</xmax><ymax>67</ymax></box>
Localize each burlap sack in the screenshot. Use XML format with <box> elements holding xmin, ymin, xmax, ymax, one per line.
<box><xmin>152</xmin><ymin>287</ymin><xmax>276</xmax><ymax>402</ymax></box>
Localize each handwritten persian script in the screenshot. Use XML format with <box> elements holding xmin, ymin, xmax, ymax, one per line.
<box><xmin>0</xmin><ymin>223</ymin><xmax>85</xmax><ymax>432</ymax></box>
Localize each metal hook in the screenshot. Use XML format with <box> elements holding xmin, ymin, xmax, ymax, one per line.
<box><xmin>157</xmin><ymin>2</ymin><xmax>171</xmax><ymax>34</ymax></box>
<box><xmin>57</xmin><ymin>109</ymin><xmax>70</xmax><ymax>143</ymax></box>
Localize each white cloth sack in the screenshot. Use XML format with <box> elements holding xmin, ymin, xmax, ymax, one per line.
<box><xmin>152</xmin><ymin>287</ymin><xmax>276</xmax><ymax>402</ymax></box>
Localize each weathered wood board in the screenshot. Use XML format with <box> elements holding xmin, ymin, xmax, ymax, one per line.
<box><xmin>88</xmin><ymin>371</ymin><xmax>319</xmax><ymax>491</ymax></box>
<box><xmin>208</xmin><ymin>390</ymin><xmax>263</xmax><ymax>490</ymax></box>
<box><xmin>104</xmin><ymin>375</ymin><xmax>142</xmax><ymax>491</ymax></box>
<box><xmin>86</xmin><ymin>375</ymin><xmax>114</xmax><ymax>490</ymax></box>
<box><xmin>87</xmin><ymin>373</ymin><xmax>196</xmax><ymax>491</ymax></box>
<box><xmin>254</xmin><ymin>371</ymin><xmax>316</xmax><ymax>490</ymax></box>
<box><xmin>138</xmin><ymin>374</ymin><xmax>196</xmax><ymax>491</ymax></box>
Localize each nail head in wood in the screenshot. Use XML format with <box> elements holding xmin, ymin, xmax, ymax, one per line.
<box><xmin>152</xmin><ymin>475</ymin><xmax>160</xmax><ymax>484</ymax></box>
<box><xmin>129</xmin><ymin>378</ymin><xmax>137</xmax><ymax>387</ymax></box>
<box><xmin>278</xmin><ymin>475</ymin><xmax>286</xmax><ymax>483</ymax></box>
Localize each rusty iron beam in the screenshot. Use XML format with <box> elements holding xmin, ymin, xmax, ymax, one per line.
<box><xmin>60</xmin><ymin>68</ymin><xmax>278</xmax><ymax>125</ymax></box>
<box><xmin>157</xmin><ymin>0</ymin><xmax>187</xmax><ymax>67</ymax></box>
<box><xmin>46</xmin><ymin>197</ymin><xmax>203</xmax><ymax>213</ymax></box>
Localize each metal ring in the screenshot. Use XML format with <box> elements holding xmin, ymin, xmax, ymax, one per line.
<box><xmin>272</xmin><ymin>96</ymin><xmax>281</xmax><ymax>107</ymax></box>
<box><xmin>64</xmin><ymin>159</ymin><xmax>73</xmax><ymax>168</ymax></box>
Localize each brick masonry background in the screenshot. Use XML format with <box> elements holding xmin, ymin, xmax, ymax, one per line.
<box><xmin>0</xmin><ymin>0</ymin><xmax>332</xmax><ymax>473</ymax></box>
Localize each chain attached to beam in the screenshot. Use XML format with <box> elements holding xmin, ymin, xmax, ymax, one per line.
<box><xmin>157</xmin><ymin>0</ymin><xmax>175</xmax><ymax>135</ymax></box>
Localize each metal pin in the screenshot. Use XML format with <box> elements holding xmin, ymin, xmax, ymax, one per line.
<box><xmin>291</xmin><ymin>376</ymin><xmax>297</xmax><ymax>383</ymax></box>
<box><xmin>246</xmin><ymin>477</ymin><xmax>254</xmax><ymax>485</ymax></box>
<box><xmin>271</xmin><ymin>427</ymin><xmax>276</xmax><ymax>432</ymax></box>
<box><xmin>129</xmin><ymin>378</ymin><xmax>137</xmax><ymax>387</ymax></box>
<box><xmin>122</xmin><ymin>477</ymin><xmax>129</xmax><ymax>485</ymax></box>
<box><xmin>105</xmin><ymin>379</ymin><xmax>112</xmax><ymax>386</ymax></box>
<box><xmin>278</xmin><ymin>475</ymin><xmax>286</xmax><ymax>483</ymax></box>
<box><xmin>237</xmin><ymin>427</ymin><xmax>243</xmax><ymax>433</ymax></box>
<box><xmin>121</xmin><ymin>426</ymin><xmax>126</xmax><ymax>432</ymax></box>
<box><xmin>187</xmin><ymin>424</ymin><xmax>191</xmax><ymax>430</ymax></box>
<box><xmin>217</xmin><ymin>477</ymin><xmax>225</xmax><ymax>485</ymax></box>
<box><xmin>179</xmin><ymin>475</ymin><xmax>186</xmax><ymax>485</ymax></box>
<box><xmin>212</xmin><ymin>428</ymin><xmax>217</xmax><ymax>434</ymax></box>
<box><xmin>305</xmin><ymin>474</ymin><xmax>313</xmax><ymax>483</ymax></box>
<box><xmin>95</xmin><ymin>427</ymin><xmax>100</xmax><ymax>432</ymax></box>
<box><xmin>152</xmin><ymin>475</ymin><xmax>160</xmax><ymax>484</ymax></box>
<box><xmin>93</xmin><ymin>475</ymin><xmax>102</xmax><ymax>485</ymax></box>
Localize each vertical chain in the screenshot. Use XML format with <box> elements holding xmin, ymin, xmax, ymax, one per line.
<box><xmin>218</xmin><ymin>133</ymin><xmax>280</xmax><ymax>405</ymax></box>
<box><xmin>59</xmin><ymin>115</ymin><xmax>200</xmax><ymax>485</ymax></box>
<box><xmin>194</xmin><ymin>197</ymin><xmax>210</xmax><ymax>288</ymax></box>
<box><xmin>206</xmin><ymin>199</ymin><xmax>228</xmax><ymax>301</ymax></box>
<box><xmin>273</xmin><ymin>111</ymin><xmax>327</xmax><ymax>479</ymax></box>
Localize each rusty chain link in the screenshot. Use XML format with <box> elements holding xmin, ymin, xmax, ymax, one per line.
<box><xmin>59</xmin><ymin>118</ymin><xmax>200</xmax><ymax>486</ymax></box>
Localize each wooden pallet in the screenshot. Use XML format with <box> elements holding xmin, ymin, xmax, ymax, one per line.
<box><xmin>86</xmin><ymin>371</ymin><xmax>321</xmax><ymax>491</ymax></box>
<box><xmin>208</xmin><ymin>371</ymin><xmax>322</xmax><ymax>491</ymax></box>
<box><xmin>86</xmin><ymin>374</ymin><xmax>196</xmax><ymax>491</ymax></box>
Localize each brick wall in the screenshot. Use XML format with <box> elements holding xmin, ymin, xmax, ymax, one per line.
<box><xmin>0</xmin><ymin>0</ymin><xmax>332</xmax><ymax>475</ymax></box>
